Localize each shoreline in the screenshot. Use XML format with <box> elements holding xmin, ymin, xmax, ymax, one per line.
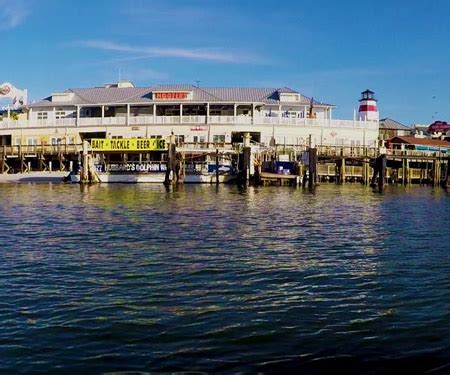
<box><xmin>0</xmin><ymin>171</ymin><xmax>68</xmax><ymax>183</ymax></box>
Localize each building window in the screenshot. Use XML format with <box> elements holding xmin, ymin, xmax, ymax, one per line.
<box><xmin>193</xmin><ymin>136</ymin><xmax>205</xmax><ymax>143</ymax></box>
<box><xmin>14</xmin><ymin>138</ymin><xmax>22</xmax><ymax>145</ymax></box>
<box><xmin>37</xmin><ymin>112</ymin><xmax>48</xmax><ymax>120</ymax></box>
<box><xmin>51</xmin><ymin>137</ymin><xmax>63</xmax><ymax>145</ymax></box>
<box><xmin>175</xmin><ymin>135</ymin><xmax>185</xmax><ymax>144</ymax></box>
<box><xmin>55</xmin><ymin>111</ymin><xmax>66</xmax><ymax>119</ymax></box>
<box><xmin>213</xmin><ymin>135</ymin><xmax>225</xmax><ymax>143</ymax></box>
<box><xmin>27</xmin><ymin>138</ymin><xmax>38</xmax><ymax>146</ymax></box>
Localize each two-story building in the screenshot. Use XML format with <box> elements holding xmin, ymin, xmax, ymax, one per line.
<box><xmin>0</xmin><ymin>81</ymin><xmax>379</xmax><ymax>148</ymax></box>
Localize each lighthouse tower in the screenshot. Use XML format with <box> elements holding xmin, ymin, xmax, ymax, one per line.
<box><xmin>358</xmin><ymin>89</ymin><xmax>379</xmax><ymax>121</ymax></box>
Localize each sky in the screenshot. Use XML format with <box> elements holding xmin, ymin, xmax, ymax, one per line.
<box><xmin>1</xmin><ymin>0</ymin><xmax>448</xmax><ymax>125</ymax></box>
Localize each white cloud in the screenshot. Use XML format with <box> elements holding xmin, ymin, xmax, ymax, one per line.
<box><xmin>74</xmin><ymin>40</ymin><xmax>264</xmax><ymax>64</ymax></box>
<box><xmin>0</xmin><ymin>0</ymin><xmax>30</xmax><ymax>30</ymax></box>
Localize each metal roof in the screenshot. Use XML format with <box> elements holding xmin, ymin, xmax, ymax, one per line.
<box><xmin>390</xmin><ymin>136</ymin><xmax>450</xmax><ymax>147</ymax></box>
<box><xmin>380</xmin><ymin>118</ymin><xmax>411</xmax><ymax>131</ymax></box>
<box><xmin>28</xmin><ymin>84</ymin><xmax>334</xmax><ymax>108</ymax></box>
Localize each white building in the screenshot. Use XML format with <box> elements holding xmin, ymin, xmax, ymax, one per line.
<box><xmin>0</xmin><ymin>81</ymin><xmax>379</xmax><ymax>148</ymax></box>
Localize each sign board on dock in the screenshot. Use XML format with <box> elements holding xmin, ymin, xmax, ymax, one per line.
<box><xmin>90</xmin><ymin>138</ymin><xmax>167</xmax><ymax>152</ymax></box>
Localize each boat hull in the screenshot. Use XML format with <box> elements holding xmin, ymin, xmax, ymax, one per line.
<box><xmin>69</xmin><ymin>172</ymin><xmax>235</xmax><ymax>184</ymax></box>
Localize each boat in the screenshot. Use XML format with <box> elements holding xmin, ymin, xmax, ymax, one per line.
<box><xmin>67</xmin><ymin>159</ymin><xmax>237</xmax><ymax>184</ymax></box>
<box><xmin>66</xmin><ymin>137</ymin><xmax>238</xmax><ymax>184</ymax></box>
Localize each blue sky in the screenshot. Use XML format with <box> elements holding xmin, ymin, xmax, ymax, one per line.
<box><xmin>1</xmin><ymin>0</ymin><xmax>448</xmax><ymax>124</ymax></box>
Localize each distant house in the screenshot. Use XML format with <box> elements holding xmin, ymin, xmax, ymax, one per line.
<box><xmin>389</xmin><ymin>136</ymin><xmax>450</xmax><ymax>152</ymax></box>
<box><xmin>412</xmin><ymin>124</ymin><xmax>430</xmax><ymax>137</ymax></box>
<box><xmin>379</xmin><ymin>118</ymin><xmax>411</xmax><ymax>141</ymax></box>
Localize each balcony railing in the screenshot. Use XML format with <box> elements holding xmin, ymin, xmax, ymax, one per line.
<box><xmin>0</xmin><ymin>116</ymin><xmax>379</xmax><ymax>130</ymax></box>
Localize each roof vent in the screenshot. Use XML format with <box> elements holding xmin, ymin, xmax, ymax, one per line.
<box><xmin>117</xmin><ymin>80</ymin><xmax>135</xmax><ymax>88</ymax></box>
<box><xmin>51</xmin><ymin>92</ymin><xmax>74</xmax><ymax>102</ymax></box>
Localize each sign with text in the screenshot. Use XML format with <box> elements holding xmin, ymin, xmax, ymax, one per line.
<box><xmin>153</xmin><ymin>91</ymin><xmax>190</xmax><ymax>100</ymax></box>
<box><xmin>90</xmin><ymin>138</ymin><xmax>167</xmax><ymax>152</ymax></box>
<box><xmin>0</xmin><ymin>82</ymin><xmax>28</xmax><ymax>109</ymax></box>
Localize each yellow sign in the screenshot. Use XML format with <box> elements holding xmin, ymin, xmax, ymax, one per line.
<box><xmin>90</xmin><ymin>138</ymin><xmax>167</xmax><ymax>152</ymax></box>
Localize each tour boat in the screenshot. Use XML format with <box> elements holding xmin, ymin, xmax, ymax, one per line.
<box><xmin>67</xmin><ymin>161</ymin><xmax>236</xmax><ymax>184</ymax></box>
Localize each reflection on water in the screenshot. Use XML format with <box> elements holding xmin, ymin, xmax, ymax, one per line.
<box><xmin>0</xmin><ymin>183</ymin><xmax>450</xmax><ymax>373</ymax></box>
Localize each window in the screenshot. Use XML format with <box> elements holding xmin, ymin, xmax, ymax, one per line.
<box><xmin>27</xmin><ymin>138</ymin><xmax>38</xmax><ymax>146</ymax></box>
<box><xmin>193</xmin><ymin>136</ymin><xmax>205</xmax><ymax>143</ymax></box>
<box><xmin>175</xmin><ymin>135</ymin><xmax>185</xmax><ymax>144</ymax></box>
<box><xmin>37</xmin><ymin>112</ymin><xmax>48</xmax><ymax>120</ymax></box>
<box><xmin>213</xmin><ymin>135</ymin><xmax>225</xmax><ymax>143</ymax></box>
<box><xmin>55</xmin><ymin>111</ymin><xmax>66</xmax><ymax>119</ymax></box>
<box><xmin>51</xmin><ymin>137</ymin><xmax>63</xmax><ymax>145</ymax></box>
<box><xmin>14</xmin><ymin>138</ymin><xmax>22</xmax><ymax>145</ymax></box>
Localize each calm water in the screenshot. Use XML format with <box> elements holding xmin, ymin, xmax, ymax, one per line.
<box><xmin>1</xmin><ymin>183</ymin><xmax>450</xmax><ymax>374</ymax></box>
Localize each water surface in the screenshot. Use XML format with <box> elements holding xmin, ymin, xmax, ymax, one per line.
<box><xmin>0</xmin><ymin>183</ymin><xmax>449</xmax><ymax>373</ymax></box>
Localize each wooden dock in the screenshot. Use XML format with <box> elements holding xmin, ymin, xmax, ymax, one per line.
<box><xmin>259</xmin><ymin>172</ymin><xmax>300</xmax><ymax>186</ymax></box>
<box><xmin>1</xmin><ymin>142</ymin><xmax>449</xmax><ymax>188</ymax></box>
<box><xmin>0</xmin><ymin>144</ymin><xmax>81</xmax><ymax>174</ymax></box>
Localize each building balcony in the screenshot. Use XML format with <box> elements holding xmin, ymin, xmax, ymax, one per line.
<box><xmin>0</xmin><ymin>116</ymin><xmax>379</xmax><ymax>130</ymax></box>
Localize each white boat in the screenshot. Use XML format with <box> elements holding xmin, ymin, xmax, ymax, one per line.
<box><xmin>67</xmin><ymin>162</ymin><xmax>236</xmax><ymax>184</ymax></box>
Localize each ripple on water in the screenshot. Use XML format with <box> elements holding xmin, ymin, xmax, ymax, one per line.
<box><xmin>0</xmin><ymin>184</ymin><xmax>450</xmax><ymax>373</ymax></box>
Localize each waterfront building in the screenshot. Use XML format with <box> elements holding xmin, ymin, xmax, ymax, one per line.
<box><xmin>379</xmin><ymin>118</ymin><xmax>411</xmax><ymax>141</ymax></box>
<box><xmin>389</xmin><ymin>136</ymin><xmax>450</xmax><ymax>152</ymax></box>
<box><xmin>0</xmin><ymin>81</ymin><xmax>379</xmax><ymax>148</ymax></box>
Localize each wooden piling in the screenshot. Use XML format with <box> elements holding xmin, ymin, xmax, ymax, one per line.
<box><xmin>308</xmin><ymin>147</ymin><xmax>317</xmax><ymax>189</ymax></box>
<box><xmin>441</xmin><ymin>157</ymin><xmax>450</xmax><ymax>188</ymax></box>
<box><xmin>378</xmin><ymin>154</ymin><xmax>387</xmax><ymax>191</ymax></box>
<box><xmin>215</xmin><ymin>148</ymin><xmax>219</xmax><ymax>185</ymax></box>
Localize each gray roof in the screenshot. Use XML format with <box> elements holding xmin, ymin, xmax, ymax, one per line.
<box><xmin>380</xmin><ymin>118</ymin><xmax>411</xmax><ymax>131</ymax></box>
<box><xmin>28</xmin><ymin>84</ymin><xmax>334</xmax><ymax>108</ymax></box>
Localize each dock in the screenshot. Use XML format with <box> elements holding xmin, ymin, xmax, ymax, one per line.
<box><xmin>1</xmin><ymin>141</ymin><xmax>449</xmax><ymax>188</ymax></box>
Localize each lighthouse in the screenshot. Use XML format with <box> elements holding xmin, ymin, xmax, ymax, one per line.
<box><xmin>358</xmin><ymin>89</ymin><xmax>379</xmax><ymax>121</ymax></box>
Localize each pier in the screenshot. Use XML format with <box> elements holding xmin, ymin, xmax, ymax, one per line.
<box><xmin>0</xmin><ymin>143</ymin><xmax>79</xmax><ymax>174</ymax></box>
<box><xmin>1</xmin><ymin>141</ymin><xmax>449</xmax><ymax>188</ymax></box>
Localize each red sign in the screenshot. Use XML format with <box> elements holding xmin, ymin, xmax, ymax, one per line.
<box><xmin>154</xmin><ymin>92</ymin><xmax>189</xmax><ymax>100</ymax></box>
<box><xmin>191</xmin><ymin>126</ymin><xmax>206</xmax><ymax>131</ymax></box>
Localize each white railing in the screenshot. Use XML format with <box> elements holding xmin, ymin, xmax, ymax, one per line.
<box><xmin>208</xmin><ymin>116</ymin><xmax>236</xmax><ymax>124</ymax></box>
<box><xmin>0</xmin><ymin>119</ymin><xmax>29</xmax><ymax>129</ymax></box>
<box><xmin>252</xmin><ymin>117</ymin><xmax>378</xmax><ymax>129</ymax></box>
<box><xmin>0</xmin><ymin>116</ymin><xmax>380</xmax><ymax>129</ymax></box>
<box><xmin>79</xmin><ymin>117</ymin><xmax>103</xmax><ymax>126</ymax></box>
<box><xmin>55</xmin><ymin>118</ymin><xmax>77</xmax><ymax>127</ymax></box>
<box><xmin>257</xmin><ymin>117</ymin><xmax>280</xmax><ymax>125</ymax></box>
<box><xmin>155</xmin><ymin>116</ymin><xmax>180</xmax><ymax>124</ymax></box>
<box><xmin>128</xmin><ymin>116</ymin><xmax>153</xmax><ymax>125</ymax></box>
<box><xmin>181</xmin><ymin>115</ymin><xmax>207</xmax><ymax>124</ymax></box>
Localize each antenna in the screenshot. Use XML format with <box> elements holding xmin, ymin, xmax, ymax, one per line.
<box><xmin>119</xmin><ymin>67</ymin><xmax>122</xmax><ymax>81</ymax></box>
<box><xmin>195</xmin><ymin>80</ymin><xmax>201</xmax><ymax>87</ymax></box>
